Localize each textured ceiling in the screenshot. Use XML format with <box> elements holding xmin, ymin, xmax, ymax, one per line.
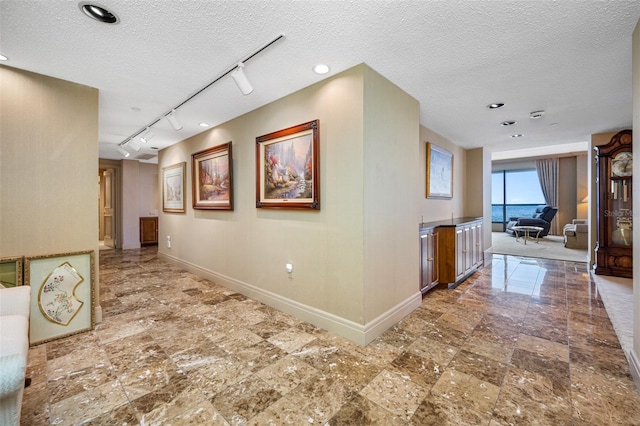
<box><xmin>1</xmin><ymin>0</ymin><xmax>639</xmax><ymax>162</ymax></box>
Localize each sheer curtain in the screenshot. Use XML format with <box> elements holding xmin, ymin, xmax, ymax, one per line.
<box><xmin>535</xmin><ymin>158</ymin><xmax>559</xmax><ymax>235</ymax></box>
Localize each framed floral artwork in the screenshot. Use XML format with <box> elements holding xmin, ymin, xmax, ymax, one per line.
<box><xmin>25</xmin><ymin>250</ymin><xmax>95</xmax><ymax>345</ymax></box>
<box><xmin>256</xmin><ymin>120</ymin><xmax>320</xmax><ymax>209</ymax></box>
<box><xmin>192</xmin><ymin>142</ymin><xmax>233</xmax><ymax>210</ymax></box>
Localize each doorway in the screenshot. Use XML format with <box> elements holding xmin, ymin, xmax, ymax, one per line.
<box><xmin>99</xmin><ymin>167</ymin><xmax>116</xmax><ymax>249</ymax></box>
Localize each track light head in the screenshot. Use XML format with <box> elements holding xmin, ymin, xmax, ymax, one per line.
<box><xmin>117</xmin><ymin>146</ymin><xmax>130</xmax><ymax>158</ymax></box>
<box><xmin>166</xmin><ymin>109</ymin><xmax>182</xmax><ymax>131</ymax></box>
<box><xmin>231</xmin><ymin>62</ymin><xmax>254</xmax><ymax>95</ymax></box>
<box><xmin>127</xmin><ymin>140</ymin><xmax>141</xmax><ymax>152</ymax></box>
<box><xmin>140</xmin><ymin>129</ymin><xmax>154</xmax><ymax>143</ymax></box>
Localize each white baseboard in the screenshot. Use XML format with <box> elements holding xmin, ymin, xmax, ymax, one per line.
<box><xmin>630</xmin><ymin>349</ymin><xmax>640</xmax><ymax>392</ymax></box>
<box><xmin>159</xmin><ymin>252</ymin><xmax>421</xmax><ymax>346</ymax></box>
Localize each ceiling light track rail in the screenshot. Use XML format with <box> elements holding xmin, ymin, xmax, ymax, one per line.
<box><xmin>117</xmin><ymin>33</ymin><xmax>285</xmax><ymax>150</ymax></box>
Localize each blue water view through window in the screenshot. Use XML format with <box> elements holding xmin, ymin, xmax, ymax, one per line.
<box><xmin>492</xmin><ymin>169</ymin><xmax>545</xmax><ymax>224</ymax></box>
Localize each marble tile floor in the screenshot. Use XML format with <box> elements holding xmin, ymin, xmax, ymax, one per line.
<box><xmin>20</xmin><ymin>247</ymin><xmax>640</xmax><ymax>425</ymax></box>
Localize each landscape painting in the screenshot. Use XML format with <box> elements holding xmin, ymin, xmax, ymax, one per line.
<box><xmin>256</xmin><ymin>120</ymin><xmax>319</xmax><ymax>209</ymax></box>
<box><xmin>192</xmin><ymin>142</ymin><xmax>233</xmax><ymax>210</ymax></box>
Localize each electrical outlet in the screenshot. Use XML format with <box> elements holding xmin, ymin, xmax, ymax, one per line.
<box><xmin>286</xmin><ymin>263</ymin><xmax>293</xmax><ymax>273</ymax></box>
<box><xmin>166</xmin><ymin>235</ymin><xmax>171</xmax><ymax>248</ymax></box>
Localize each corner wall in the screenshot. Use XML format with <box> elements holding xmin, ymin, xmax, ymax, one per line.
<box><xmin>158</xmin><ymin>64</ymin><xmax>420</xmax><ymax>344</ymax></box>
<box><xmin>0</xmin><ymin>65</ymin><xmax>100</xmax><ymax>319</ymax></box>
<box><xmin>362</xmin><ymin>66</ymin><xmax>421</xmax><ymax>336</ymax></box>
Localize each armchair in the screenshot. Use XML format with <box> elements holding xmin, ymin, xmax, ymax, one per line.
<box><xmin>563</xmin><ymin>219</ymin><xmax>588</xmax><ymax>249</ymax></box>
<box><xmin>505</xmin><ymin>205</ymin><xmax>558</xmax><ymax>237</ymax></box>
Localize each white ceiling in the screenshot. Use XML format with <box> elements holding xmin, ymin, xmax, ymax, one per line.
<box><xmin>2</xmin><ymin>1</ymin><xmax>639</xmax><ymax>163</ymax></box>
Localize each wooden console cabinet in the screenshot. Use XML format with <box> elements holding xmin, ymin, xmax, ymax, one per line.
<box><xmin>420</xmin><ymin>217</ymin><xmax>483</xmax><ymax>293</ymax></box>
<box><xmin>140</xmin><ymin>216</ymin><xmax>158</xmax><ymax>246</ymax></box>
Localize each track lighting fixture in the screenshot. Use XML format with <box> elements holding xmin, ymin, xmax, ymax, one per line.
<box><xmin>117</xmin><ymin>146</ymin><xmax>130</xmax><ymax>158</ymax></box>
<box><xmin>127</xmin><ymin>140</ymin><xmax>142</xmax><ymax>152</ymax></box>
<box><xmin>115</xmin><ymin>33</ymin><xmax>285</xmax><ymax>153</ymax></box>
<box><xmin>230</xmin><ymin>63</ymin><xmax>254</xmax><ymax>95</ymax></box>
<box><xmin>165</xmin><ymin>110</ymin><xmax>182</xmax><ymax>131</ymax></box>
<box><xmin>140</xmin><ymin>129</ymin><xmax>154</xmax><ymax>143</ymax></box>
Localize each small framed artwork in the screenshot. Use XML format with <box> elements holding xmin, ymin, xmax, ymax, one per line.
<box><xmin>256</xmin><ymin>120</ymin><xmax>320</xmax><ymax>209</ymax></box>
<box><xmin>0</xmin><ymin>256</ymin><xmax>23</xmax><ymax>288</ymax></box>
<box><xmin>192</xmin><ymin>142</ymin><xmax>233</xmax><ymax>210</ymax></box>
<box><xmin>426</xmin><ymin>142</ymin><xmax>453</xmax><ymax>199</ymax></box>
<box><xmin>162</xmin><ymin>162</ymin><xmax>186</xmax><ymax>213</ymax></box>
<box><xmin>25</xmin><ymin>250</ymin><xmax>95</xmax><ymax>345</ymax></box>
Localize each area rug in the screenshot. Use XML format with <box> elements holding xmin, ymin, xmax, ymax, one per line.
<box><xmin>491</xmin><ymin>232</ymin><xmax>588</xmax><ymax>263</ymax></box>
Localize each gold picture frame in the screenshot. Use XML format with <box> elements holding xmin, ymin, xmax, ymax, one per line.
<box><xmin>162</xmin><ymin>162</ymin><xmax>186</xmax><ymax>213</ymax></box>
<box><xmin>426</xmin><ymin>142</ymin><xmax>453</xmax><ymax>199</ymax></box>
<box><xmin>192</xmin><ymin>142</ymin><xmax>234</xmax><ymax>210</ymax></box>
<box><xmin>25</xmin><ymin>250</ymin><xmax>95</xmax><ymax>345</ymax></box>
<box><xmin>0</xmin><ymin>256</ymin><xmax>23</xmax><ymax>288</ymax></box>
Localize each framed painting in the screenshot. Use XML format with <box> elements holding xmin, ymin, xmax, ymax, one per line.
<box><xmin>162</xmin><ymin>162</ymin><xmax>186</xmax><ymax>213</ymax></box>
<box><xmin>25</xmin><ymin>250</ymin><xmax>95</xmax><ymax>345</ymax></box>
<box><xmin>192</xmin><ymin>142</ymin><xmax>233</xmax><ymax>210</ymax></box>
<box><xmin>256</xmin><ymin>120</ymin><xmax>320</xmax><ymax>209</ymax></box>
<box><xmin>0</xmin><ymin>256</ymin><xmax>23</xmax><ymax>288</ymax></box>
<box><xmin>426</xmin><ymin>142</ymin><xmax>453</xmax><ymax>199</ymax></box>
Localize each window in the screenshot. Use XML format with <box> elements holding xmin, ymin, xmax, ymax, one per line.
<box><xmin>492</xmin><ymin>169</ymin><xmax>545</xmax><ymax>226</ymax></box>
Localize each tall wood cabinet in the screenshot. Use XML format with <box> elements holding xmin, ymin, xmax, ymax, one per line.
<box><xmin>420</xmin><ymin>217</ymin><xmax>483</xmax><ymax>293</ymax></box>
<box><xmin>594</xmin><ymin>130</ymin><xmax>632</xmax><ymax>278</ymax></box>
<box><xmin>140</xmin><ymin>216</ymin><xmax>158</xmax><ymax>246</ymax></box>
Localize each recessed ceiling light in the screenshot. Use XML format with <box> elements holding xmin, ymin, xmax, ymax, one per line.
<box><xmin>150</xmin><ymin>147</ymin><xmax>159</xmax><ymax>150</ymax></box>
<box><xmin>131</xmin><ymin>106</ymin><xmax>141</xmax><ymax>112</ymax></box>
<box><xmin>79</xmin><ymin>2</ymin><xmax>119</xmax><ymax>24</ymax></box>
<box><xmin>488</xmin><ymin>103</ymin><xmax>505</xmax><ymax>109</ymax></box>
<box><xmin>199</xmin><ymin>123</ymin><xmax>210</xmax><ymax>127</ymax></box>
<box><xmin>501</xmin><ymin>120</ymin><xmax>517</xmax><ymax>126</ymax></box>
<box><xmin>0</xmin><ymin>54</ymin><xmax>7</xmax><ymax>61</ymax></box>
<box><xmin>530</xmin><ymin>110</ymin><xmax>545</xmax><ymax>119</ymax></box>
<box><xmin>313</xmin><ymin>64</ymin><xmax>330</xmax><ymax>75</ymax></box>
<box><xmin>511</xmin><ymin>134</ymin><xmax>524</xmax><ymax>138</ymax></box>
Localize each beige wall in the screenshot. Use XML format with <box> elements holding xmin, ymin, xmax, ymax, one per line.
<box><xmin>557</xmin><ymin>157</ymin><xmax>577</xmax><ymax>231</ymax></box>
<box><xmin>138</xmin><ymin>163</ymin><xmax>160</xmax><ymax>217</ymax></box>
<box><xmin>121</xmin><ymin>160</ymin><xmax>141</xmax><ymax>249</ymax></box>
<box><xmin>362</xmin><ymin>66</ymin><xmax>421</xmax><ymax>325</ymax></box>
<box><xmin>120</xmin><ymin>160</ymin><xmax>159</xmax><ymax>249</ymax></box>
<box><xmin>576</xmin><ymin>155</ymin><xmax>588</xmax><ymax>220</ymax></box>
<box><xmin>158</xmin><ymin>64</ymin><xmax>421</xmax><ymax>344</ymax></box>
<box><xmin>0</xmin><ymin>65</ymin><xmax>100</xmax><ymax>317</ymax></box>
<box><xmin>419</xmin><ymin>126</ymin><xmax>466</xmax><ymax>221</ymax></box>
<box><xmin>466</xmin><ymin>148</ymin><xmax>492</xmax><ymax>251</ymax></box>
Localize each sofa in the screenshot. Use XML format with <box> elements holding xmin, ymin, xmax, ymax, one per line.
<box><xmin>0</xmin><ymin>286</ymin><xmax>31</xmax><ymax>426</ymax></box>
<box><xmin>563</xmin><ymin>219</ymin><xmax>588</xmax><ymax>249</ymax></box>
<box><xmin>505</xmin><ymin>205</ymin><xmax>558</xmax><ymax>237</ymax></box>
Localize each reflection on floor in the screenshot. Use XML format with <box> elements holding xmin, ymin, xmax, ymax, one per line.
<box><xmin>21</xmin><ymin>247</ymin><xmax>640</xmax><ymax>425</ymax></box>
